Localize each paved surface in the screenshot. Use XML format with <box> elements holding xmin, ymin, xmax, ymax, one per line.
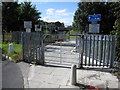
<box><xmin>25</xmin><ymin>64</ymin><xmax>119</xmax><ymax>88</ymax></box>
<box><xmin>2</xmin><ymin>60</ymin><xmax>26</xmax><ymax>88</ymax></box>
<box><xmin>45</xmin><ymin>40</ymin><xmax>79</xmax><ymax>65</ymax></box>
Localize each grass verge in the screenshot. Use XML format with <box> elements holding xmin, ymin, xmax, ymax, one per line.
<box><xmin>2</xmin><ymin>42</ymin><xmax>22</xmax><ymax>62</ymax></box>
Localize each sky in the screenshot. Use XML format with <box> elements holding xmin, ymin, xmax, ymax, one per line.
<box><xmin>31</xmin><ymin>2</ymin><xmax>79</xmax><ymax>26</ymax></box>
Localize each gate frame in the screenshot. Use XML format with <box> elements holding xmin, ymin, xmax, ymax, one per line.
<box><xmin>21</xmin><ymin>32</ymin><xmax>44</xmax><ymax>65</ymax></box>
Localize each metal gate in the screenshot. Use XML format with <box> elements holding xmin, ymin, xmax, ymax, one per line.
<box><xmin>22</xmin><ymin>32</ymin><xmax>117</xmax><ymax>68</ymax></box>
<box><xmin>22</xmin><ymin>32</ymin><xmax>44</xmax><ymax>64</ymax></box>
<box><xmin>44</xmin><ymin>34</ymin><xmax>80</xmax><ymax>66</ymax></box>
<box><xmin>76</xmin><ymin>34</ymin><xmax>116</xmax><ymax>68</ymax></box>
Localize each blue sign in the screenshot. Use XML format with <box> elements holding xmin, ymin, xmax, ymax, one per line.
<box><xmin>88</xmin><ymin>14</ymin><xmax>101</xmax><ymax>24</ymax></box>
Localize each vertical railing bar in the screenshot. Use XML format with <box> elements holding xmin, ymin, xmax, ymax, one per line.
<box><xmin>42</xmin><ymin>33</ymin><xmax>45</xmax><ymax>64</ymax></box>
<box><xmin>110</xmin><ymin>36</ymin><xmax>116</xmax><ymax>68</ymax></box>
<box><xmin>99</xmin><ymin>35</ymin><xmax>103</xmax><ymax>66</ymax></box>
<box><xmin>39</xmin><ymin>33</ymin><xmax>41</xmax><ymax>63</ymax></box>
<box><xmin>92</xmin><ymin>35</ymin><xmax>95</xmax><ymax>66</ymax></box>
<box><xmin>21</xmin><ymin>32</ymin><xmax>24</xmax><ymax>61</ymax></box>
<box><xmin>78</xmin><ymin>35</ymin><xmax>81</xmax><ymax>67</ymax></box>
<box><xmin>96</xmin><ymin>35</ymin><xmax>99</xmax><ymax>66</ymax></box>
<box><xmin>106</xmin><ymin>36</ymin><xmax>109</xmax><ymax>67</ymax></box>
<box><xmin>110</xmin><ymin>36</ymin><xmax>113</xmax><ymax>68</ymax></box>
<box><xmin>85</xmin><ymin>35</ymin><xmax>87</xmax><ymax>66</ymax></box>
<box><xmin>82</xmin><ymin>34</ymin><xmax>84</xmax><ymax>67</ymax></box>
<box><xmin>112</xmin><ymin>36</ymin><xmax>116</xmax><ymax>68</ymax></box>
<box><xmin>103</xmin><ymin>35</ymin><xmax>107</xmax><ymax>67</ymax></box>
<box><xmin>106</xmin><ymin>36</ymin><xmax>110</xmax><ymax>67</ymax></box>
<box><xmin>88</xmin><ymin>35</ymin><xmax>91</xmax><ymax>66</ymax></box>
<box><xmin>36</xmin><ymin>47</ymin><xmax>37</xmax><ymax>62</ymax></box>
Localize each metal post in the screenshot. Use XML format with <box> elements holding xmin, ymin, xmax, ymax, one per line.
<box><xmin>21</xmin><ymin>32</ymin><xmax>24</xmax><ymax>60</ymax></box>
<box><xmin>80</xmin><ymin>35</ymin><xmax>84</xmax><ymax>68</ymax></box>
<box><xmin>60</xmin><ymin>41</ymin><xmax>62</xmax><ymax>64</ymax></box>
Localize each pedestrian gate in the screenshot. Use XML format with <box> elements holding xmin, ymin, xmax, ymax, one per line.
<box><xmin>22</xmin><ymin>32</ymin><xmax>44</xmax><ymax>64</ymax></box>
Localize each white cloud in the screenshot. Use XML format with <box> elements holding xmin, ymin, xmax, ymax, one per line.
<box><xmin>42</xmin><ymin>8</ymin><xmax>73</xmax><ymax>26</ymax></box>
<box><xmin>46</xmin><ymin>8</ymin><xmax>72</xmax><ymax>16</ymax></box>
<box><xmin>56</xmin><ymin>9</ymin><xmax>66</xmax><ymax>13</ymax></box>
<box><xmin>46</xmin><ymin>8</ymin><xmax>55</xmax><ymax>15</ymax></box>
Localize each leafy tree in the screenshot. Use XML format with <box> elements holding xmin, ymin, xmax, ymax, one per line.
<box><xmin>112</xmin><ymin>3</ymin><xmax>120</xmax><ymax>30</ymax></box>
<box><xmin>2</xmin><ymin>2</ymin><xmax>41</xmax><ymax>32</ymax></box>
<box><xmin>54</xmin><ymin>21</ymin><xmax>64</xmax><ymax>27</ymax></box>
<box><xmin>2</xmin><ymin>2</ymin><xmax>20</xmax><ymax>32</ymax></box>
<box><xmin>110</xmin><ymin>2</ymin><xmax>120</xmax><ymax>70</ymax></box>
<box><xmin>73</xmin><ymin>2</ymin><xmax>117</xmax><ymax>34</ymax></box>
<box><xmin>19</xmin><ymin>2</ymin><xmax>41</xmax><ymax>31</ymax></box>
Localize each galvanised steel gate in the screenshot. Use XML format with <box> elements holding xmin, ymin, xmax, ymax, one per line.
<box><xmin>76</xmin><ymin>34</ymin><xmax>116</xmax><ymax>68</ymax></box>
<box><xmin>22</xmin><ymin>32</ymin><xmax>44</xmax><ymax>64</ymax></box>
<box><xmin>44</xmin><ymin>34</ymin><xmax>80</xmax><ymax>66</ymax></box>
<box><xmin>22</xmin><ymin>32</ymin><xmax>117</xmax><ymax>68</ymax></box>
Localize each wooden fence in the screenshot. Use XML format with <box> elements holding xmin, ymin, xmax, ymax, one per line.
<box><xmin>76</xmin><ymin>34</ymin><xmax>116</xmax><ymax>68</ymax></box>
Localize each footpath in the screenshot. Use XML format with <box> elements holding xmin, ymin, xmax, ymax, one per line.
<box><xmin>24</xmin><ymin>63</ymin><xmax>119</xmax><ymax>89</ymax></box>
<box><xmin>1</xmin><ymin>57</ymin><xmax>120</xmax><ymax>89</ymax></box>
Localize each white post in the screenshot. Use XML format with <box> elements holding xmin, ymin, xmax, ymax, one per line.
<box><xmin>8</xmin><ymin>43</ymin><xmax>14</xmax><ymax>53</ymax></box>
<box><xmin>70</xmin><ymin>64</ymin><xmax>77</xmax><ymax>85</ymax></box>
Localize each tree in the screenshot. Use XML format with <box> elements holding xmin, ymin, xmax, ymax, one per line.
<box><xmin>110</xmin><ymin>3</ymin><xmax>120</xmax><ymax>70</ymax></box>
<box><xmin>2</xmin><ymin>2</ymin><xmax>20</xmax><ymax>32</ymax></box>
<box><xmin>19</xmin><ymin>2</ymin><xmax>41</xmax><ymax>31</ymax></box>
<box><xmin>112</xmin><ymin>3</ymin><xmax>120</xmax><ymax>30</ymax></box>
<box><xmin>73</xmin><ymin>2</ymin><xmax>117</xmax><ymax>34</ymax></box>
<box><xmin>54</xmin><ymin>21</ymin><xmax>64</xmax><ymax>27</ymax></box>
<box><xmin>2</xmin><ymin>2</ymin><xmax>41</xmax><ymax>32</ymax></box>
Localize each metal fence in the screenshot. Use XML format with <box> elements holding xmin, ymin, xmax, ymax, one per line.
<box><xmin>3</xmin><ymin>31</ymin><xmax>22</xmax><ymax>43</ymax></box>
<box><xmin>22</xmin><ymin>32</ymin><xmax>44</xmax><ymax>64</ymax></box>
<box><xmin>76</xmin><ymin>34</ymin><xmax>116</xmax><ymax>68</ymax></box>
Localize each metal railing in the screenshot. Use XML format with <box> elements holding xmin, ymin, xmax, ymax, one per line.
<box><xmin>76</xmin><ymin>34</ymin><xmax>116</xmax><ymax>68</ymax></box>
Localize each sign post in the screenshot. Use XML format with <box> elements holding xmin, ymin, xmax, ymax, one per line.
<box><xmin>88</xmin><ymin>14</ymin><xmax>101</xmax><ymax>33</ymax></box>
<box><xmin>24</xmin><ymin>21</ymin><xmax>32</xmax><ymax>32</ymax></box>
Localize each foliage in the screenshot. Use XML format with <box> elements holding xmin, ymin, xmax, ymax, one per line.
<box><xmin>2</xmin><ymin>2</ymin><xmax>41</xmax><ymax>32</ymax></box>
<box><xmin>112</xmin><ymin>3</ymin><xmax>120</xmax><ymax>30</ymax></box>
<box><xmin>54</xmin><ymin>21</ymin><xmax>64</xmax><ymax>27</ymax></box>
<box><xmin>114</xmin><ymin>19</ymin><xmax>120</xmax><ymax>30</ymax></box>
<box><xmin>2</xmin><ymin>43</ymin><xmax>22</xmax><ymax>62</ymax></box>
<box><xmin>73</xmin><ymin>2</ymin><xmax>118</xmax><ymax>34</ymax></box>
<box><xmin>19</xmin><ymin>2</ymin><xmax>41</xmax><ymax>31</ymax></box>
<box><xmin>69</xmin><ymin>30</ymin><xmax>77</xmax><ymax>38</ymax></box>
<box><xmin>39</xmin><ymin>21</ymin><xmax>65</xmax><ymax>34</ymax></box>
<box><xmin>2</xmin><ymin>2</ymin><xmax>20</xmax><ymax>32</ymax></box>
<box><xmin>110</xmin><ymin>3</ymin><xmax>120</xmax><ymax>70</ymax></box>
